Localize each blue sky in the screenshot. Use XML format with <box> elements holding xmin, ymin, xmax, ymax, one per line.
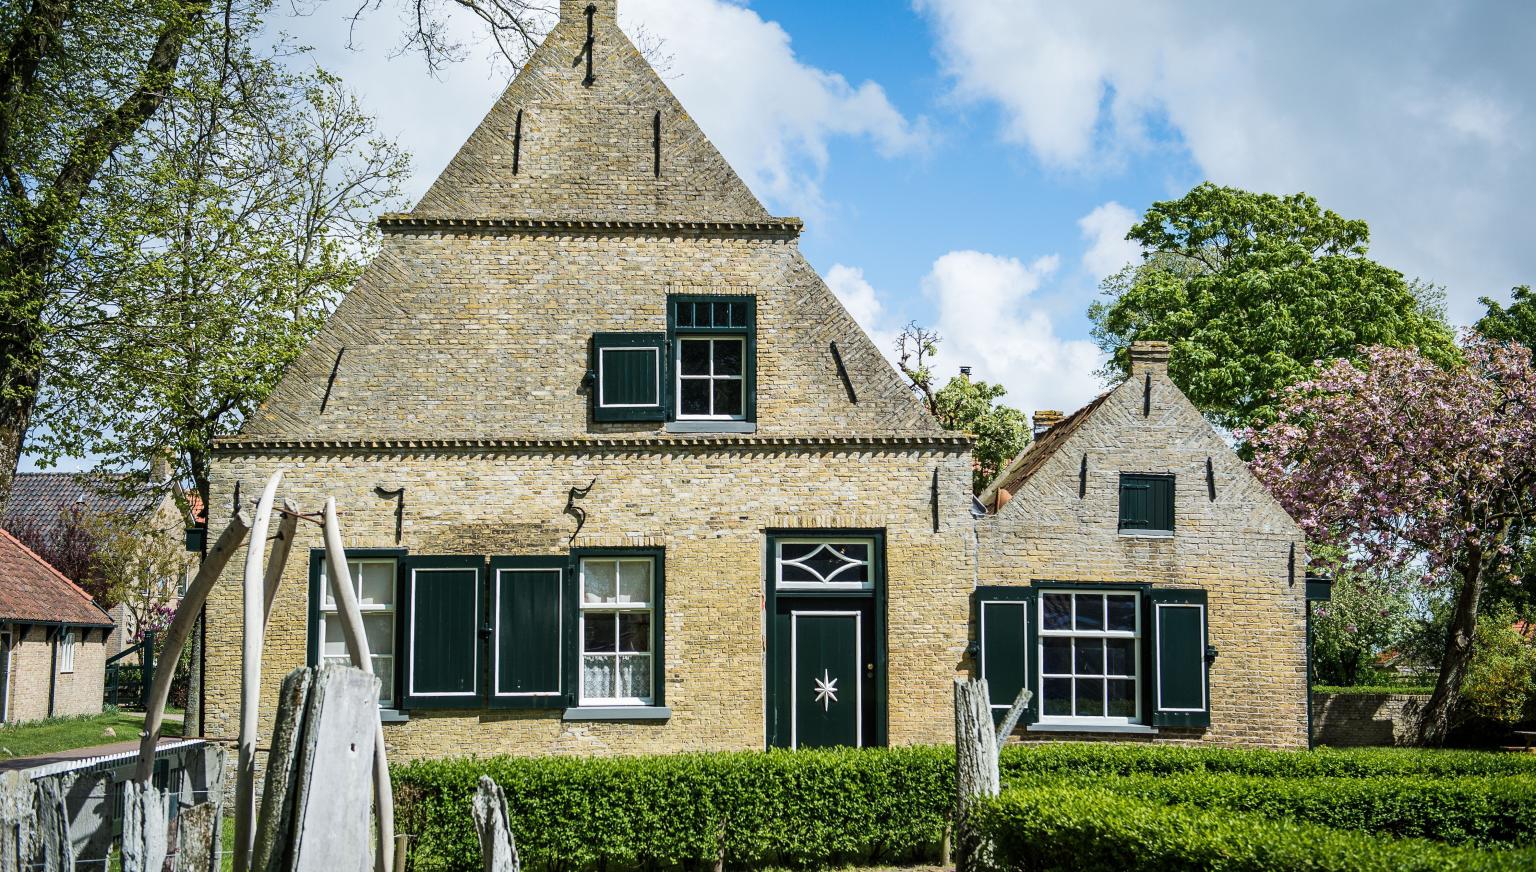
<box><xmin>26</xmin><ymin>0</ymin><xmax>1536</xmax><ymax>471</ymax></box>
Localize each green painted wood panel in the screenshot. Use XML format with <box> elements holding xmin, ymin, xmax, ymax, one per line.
<box><xmin>1120</xmin><ymin>474</ymin><xmax>1174</xmax><ymax>531</ymax></box>
<box><xmin>1151</xmin><ymin>588</ymin><xmax>1210</xmax><ymax>727</ymax></box>
<box><xmin>980</xmin><ymin>600</ymin><xmax>1029</xmax><ymax>723</ymax></box>
<box><xmin>592</xmin><ymin>333</ymin><xmax>666</xmax><ymax>421</ymax></box>
<box><xmin>791</xmin><ymin>612</ymin><xmax>861</xmax><ymax>748</ymax></box>
<box><xmin>492</xmin><ymin>561</ymin><xmax>564</xmax><ymax>706</ymax></box>
<box><xmin>402</xmin><ymin>557</ymin><xmax>483</xmax><ymax>708</ymax></box>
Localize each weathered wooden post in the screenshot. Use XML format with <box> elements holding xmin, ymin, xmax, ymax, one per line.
<box><xmin>323</xmin><ymin>497</ymin><xmax>396</xmax><ymax>872</ymax></box>
<box><xmin>472</xmin><ymin>776</ymin><xmax>520</xmax><ymax>872</ymax></box>
<box><xmin>954</xmin><ymin>679</ymin><xmax>1031</xmax><ymax>872</ymax></box>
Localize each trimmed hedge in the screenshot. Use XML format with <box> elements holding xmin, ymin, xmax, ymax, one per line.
<box><xmin>393</xmin><ymin>746</ymin><xmax>952</xmax><ymax>871</ymax></box>
<box><xmin>1017</xmin><ymin>771</ymin><xmax>1536</xmax><ymax>847</ymax></box>
<box><xmin>974</xmin><ymin>786</ymin><xmax>1536</xmax><ymax>872</ymax></box>
<box><xmin>998</xmin><ymin>742</ymin><xmax>1536</xmax><ymax>781</ymax></box>
<box><xmin>1313</xmin><ymin>684</ymin><xmax>1434</xmax><ymax>695</ymax></box>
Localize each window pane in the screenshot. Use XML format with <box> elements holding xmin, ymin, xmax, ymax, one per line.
<box><xmin>583</xmin><ymin>613</ymin><xmax>617</xmax><ymax>652</ymax></box>
<box><xmin>1043</xmin><ymin>594</ymin><xmax>1072</xmax><ymax>630</ymax></box>
<box><xmin>358</xmin><ymin>563</ymin><xmax>394</xmax><ymax>607</ymax></box>
<box><xmin>1042</xmin><ymin>678</ymin><xmax>1072</xmax><ymax>716</ymax></box>
<box><xmin>714</xmin><ymin>340</ymin><xmax>743</xmax><ymax>376</ymax></box>
<box><xmin>779</xmin><ymin>563</ymin><xmax>818</xmax><ymax>583</ymax></box>
<box><xmin>618</xmin><ymin>561</ymin><xmax>651</xmax><ymax>604</ymax></box>
<box><xmin>619</xmin><ymin>613</ymin><xmax>651</xmax><ymax>653</ymax></box>
<box><xmin>1042</xmin><ymin>637</ymin><xmax>1071</xmax><ymax>674</ymax></box>
<box><xmin>1074</xmin><ymin>639</ymin><xmax>1104</xmax><ymax>675</ymax></box>
<box><xmin>780</xmin><ymin>543</ymin><xmax>818</xmax><ymax>561</ymax></box>
<box><xmin>619</xmin><ymin>656</ymin><xmax>651</xmax><ymax>699</ymax></box>
<box><xmin>363</xmin><ymin>614</ymin><xmax>393</xmax><ymax>656</ymax></box>
<box><xmin>680</xmin><ymin>339</ymin><xmax>711</xmax><ymax>375</ymax></box>
<box><xmin>713</xmin><ymin>379</ymin><xmax>743</xmax><ymax>417</ymax></box>
<box><xmin>1074</xmin><ymin>595</ymin><xmax>1104</xmax><ymax>631</ymax></box>
<box><xmin>1107</xmin><ymin>679</ymin><xmax>1137</xmax><ymax>717</ymax></box>
<box><xmin>374</xmin><ymin>657</ymin><xmax>394</xmax><ymax>704</ymax></box>
<box><xmin>583</xmin><ymin>561</ymin><xmax>617</xmax><ymax>603</ymax></box>
<box><xmin>680</xmin><ymin>379</ymin><xmax>710</xmax><ymax>415</ymax></box>
<box><xmin>675</xmin><ymin>302</ymin><xmax>696</xmax><ymax>328</ymax></box>
<box><xmin>1107</xmin><ymin>595</ymin><xmax>1137</xmax><ymax>632</ymax></box>
<box><xmin>583</xmin><ymin>656</ymin><xmax>615</xmax><ymax>699</ymax></box>
<box><xmin>323</xmin><ymin>616</ymin><xmax>347</xmax><ymax>658</ymax></box>
<box><xmin>1075</xmin><ymin>678</ymin><xmax>1105</xmax><ymax>717</ymax></box>
<box><xmin>1105</xmin><ymin>638</ymin><xmax>1136</xmax><ymax>676</ymax></box>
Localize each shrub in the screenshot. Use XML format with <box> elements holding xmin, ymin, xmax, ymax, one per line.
<box><xmin>1313</xmin><ymin>685</ymin><xmax>1434</xmax><ymax>695</ymax></box>
<box><xmin>1016</xmin><ymin>771</ymin><xmax>1536</xmax><ymax>848</ymax></box>
<box><xmin>974</xmin><ymin>786</ymin><xmax>1536</xmax><ymax>872</ymax></box>
<box><xmin>998</xmin><ymin>742</ymin><xmax>1536</xmax><ymax>781</ymax></box>
<box><xmin>394</xmin><ymin>746</ymin><xmax>953</xmax><ymax>871</ymax></box>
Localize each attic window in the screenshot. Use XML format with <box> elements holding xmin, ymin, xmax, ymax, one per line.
<box><xmin>668</xmin><ymin>295</ymin><xmax>756</xmax><ymax>425</ymax></box>
<box><xmin>1119</xmin><ymin>474</ymin><xmax>1174</xmax><ymax>535</ymax></box>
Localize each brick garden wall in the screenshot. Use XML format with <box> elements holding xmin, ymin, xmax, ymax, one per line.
<box><xmin>1311</xmin><ymin>692</ymin><xmax>1427</xmax><ymax>747</ymax></box>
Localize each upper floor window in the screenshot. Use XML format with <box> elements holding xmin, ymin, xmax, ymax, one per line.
<box><xmin>58</xmin><ymin>629</ymin><xmax>76</xmax><ymax>673</ymax></box>
<box><xmin>1119</xmin><ymin>473</ymin><xmax>1174</xmax><ymax>535</ymax></box>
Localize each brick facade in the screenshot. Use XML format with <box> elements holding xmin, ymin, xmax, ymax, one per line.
<box><xmin>204</xmin><ymin>0</ymin><xmax>1309</xmax><ymax>758</ymax></box>
<box><xmin>976</xmin><ymin>346</ymin><xmax>1310</xmax><ymax>748</ymax></box>
<box><xmin>3</xmin><ymin>624</ymin><xmax>109</xmax><ymax>723</ymax></box>
<box><xmin>1311</xmin><ymin>692</ymin><xmax>1427</xmax><ymax>747</ymax></box>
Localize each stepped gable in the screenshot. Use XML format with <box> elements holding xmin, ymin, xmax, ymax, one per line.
<box><xmin>413</xmin><ymin>0</ymin><xmax>770</xmax><ymax>222</ymax></box>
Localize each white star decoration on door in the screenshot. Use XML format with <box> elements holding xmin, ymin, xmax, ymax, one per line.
<box><xmin>813</xmin><ymin>669</ymin><xmax>839</xmax><ymax>710</ymax></box>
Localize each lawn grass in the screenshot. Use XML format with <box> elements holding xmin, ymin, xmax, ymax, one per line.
<box><xmin>0</xmin><ymin>709</ymin><xmax>180</xmax><ymax>759</ymax></box>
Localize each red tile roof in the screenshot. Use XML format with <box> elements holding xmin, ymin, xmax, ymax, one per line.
<box><xmin>0</xmin><ymin>527</ymin><xmax>114</xmax><ymax>627</ymax></box>
<box><xmin>980</xmin><ymin>392</ymin><xmax>1111</xmax><ymax>511</ymax></box>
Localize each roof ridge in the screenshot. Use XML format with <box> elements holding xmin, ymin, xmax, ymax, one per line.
<box><xmin>0</xmin><ymin>526</ymin><xmax>110</xmax><ymax>616</ymax></box>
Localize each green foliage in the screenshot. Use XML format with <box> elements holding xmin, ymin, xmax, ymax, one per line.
<box><xmin>974</xmin><ymin>785</ymin><xmax>1536</xmax><ymax>872</ymax></box>
<box><xmin>1087</xmin><ymin>182</ymin><xmax>1457</xmax><ymax>432</ymax></box>
<box><xmin>933</xmin><ymin>375</ymin><xmax>1030</xmax><ymax>493</ymax></box>
<box><xmin>1013</xmin><ymin>771</ymin><xmax>1536</xmax><ymax>848</ymax></box>
<box><xmin>1313</xmin><ymin>685</ymin><xmax>1434</xmax><ymax>695</ymax></box>
<box><xmin>1478</xmin><ymin>286</ymin><xmax>1536</xmax><ymax>350</ymax></box>
<box><xmin>393</xmin><ymin>746</ymin><xmax>953</xmax><ymax>871</ymax></box>
<box><xmin>996</xmin><ymin>742</ymin><xmax>1536</xmax><ymax>780</ymax></box>
<box><xmin>1309</xmin><ymin>551</ymin><xmax>1421</xmax><ymax>686</ymax></box>
<box><xmin>1459</xmin><ymin>606</ymin><xmax>1536</xmax><ymax>727</ymax></box>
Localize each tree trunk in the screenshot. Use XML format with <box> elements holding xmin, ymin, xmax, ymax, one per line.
<box><xmin>1418</xmin><ymin>553</ymin><xmax>1487</xmax><ymax>746</ymax></box>
<box><xmin>954</xmin><ymin>679</ymin><xmax>998</xmax><ymax>872</ymax></box>
<box><xmin>0</xmin><ymin>310</ymin><xmax>42</xmax><ymax>515</ymax></box>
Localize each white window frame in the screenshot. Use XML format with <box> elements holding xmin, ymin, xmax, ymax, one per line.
<box><xmin>597</xmin><ymin>345</ymin><xmax>662</xmax><ymax>409</ymax></box>
<box><xmin>58</xmin><ymin>629</ymin><xmax>76</xmax><ymax>674</ymax></box>
<box><xmin>578</xmin><ymin>557</ymin><xmax>655</xmax><ymax>706</ymax></box>
<box><xmin>675</xmin><ymin>335</ymin><xmax>746</xmax><ymax>421</ymax></box>
<box><xmin>319</xmin><ymin>558</ymin><xmax>397</xmax><ymax>708</ymax></box>
<box><xmin>1037</xmin><ymin>589</ymin><xmax>1141</xmax><ymax>727</ymax></box>
<box><xmin>774</xmin><ymin>537</ymin><xmax>876</xmax><ymax>591</ymax></box>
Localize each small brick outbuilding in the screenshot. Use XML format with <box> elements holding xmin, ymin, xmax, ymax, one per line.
<box><xmin>0</xmin><ymin>528</ymin><xmax>115</xmax><ymax>723</ymax></box>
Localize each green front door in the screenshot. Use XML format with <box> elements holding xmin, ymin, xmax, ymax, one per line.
<box><xmin>791</xmin><ymin>612</ymin><xmax>862</xmax><ymax>748</ymax></box>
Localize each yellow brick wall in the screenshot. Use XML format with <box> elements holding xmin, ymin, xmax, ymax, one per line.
<box><xmin>204</xmin><ymin>443</ymin><xmax>975</xmax><ymax>760</ymax></box>
<box><xmin>4</xmin><ymin>624</ymin><xmax>108</xmax><ymax>723</ymax></box>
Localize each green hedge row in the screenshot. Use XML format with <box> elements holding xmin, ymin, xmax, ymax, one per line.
<box><xmin>393</xmin><ymin>747</ymin><xmax>952</xmax><ymax>871</ymax></box>
<box><xmin>974</xmin><ymin>786</ymin><xmax>1536</xmax><ymax>872</ymax></box>
<box><xmin>1016</xmin><ymin>771</ymin><xmax>1536</xmax><ymax>848</ymax></box>
<box><xmin>998</xmin><ymin>742</ymin><xmax>1536</xmax><ymax>781</ymax></box>
<box><xmin>1313</xmin><ymin>685</ymin><xmax>1434</xmax><ymax>695</ymax></box>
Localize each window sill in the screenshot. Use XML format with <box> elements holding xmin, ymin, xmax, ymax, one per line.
<box><xmin>379</xmin><ymin>708</ymin><xmax>410</xmax><ymax>723</ymax></box>
<box><xmin>666</xmin><ymin>421</ymin><xmax>757</xmax><ymax>434</ymax></box>
<box><xmin>1118</xmin><ymin>529</ymin><xmax>1173</xmax><ymax>539</ymax></box>
<box><xmin>562</xmin><ymin>706</ymin><xmax>672</xmax><ymax>722</ymax></box>
<box><xmin>1027</xmin><ymin>722</ymin><xmax>1157</xmax><ymax>735</ymax></box>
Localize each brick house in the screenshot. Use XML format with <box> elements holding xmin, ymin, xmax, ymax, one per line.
<box><xmin>0</xmin><ymin>528</ymin><xmax>115</xmax><ymax>723</ymax></box>
<box><xmin>203</xmin><ymin>0</ymin><xmax>973</xmax><ymax>759</ymax></box>
<box><xmin>202</xmin><ymin>1</ymin><xmax>1309</xmax><ymax>756</ymax></box>
<box><xmin>973</xmin><ymin>342</ymin><xmax>1310</xmax><ymax>747</ymax></box>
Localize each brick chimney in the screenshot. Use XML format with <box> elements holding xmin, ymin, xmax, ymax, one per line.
<box><xmin>1032</xmin><ymin>409</ymin><xmax>1063</xmax><ymax>438</ymax></box>
<box><xmin>1129</xmin><ymin>340</ymin><xmax>1170</xmax><ymax>376</ymax></box>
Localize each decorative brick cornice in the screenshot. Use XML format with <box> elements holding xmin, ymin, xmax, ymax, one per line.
<box><xmin>377</xmin><ymin>215</ymin><xmax>803</xmax><ymax>238</ymax></box>
<box><xmin>212</xmin><ymin>434</ymin><xmax>972</xmax><ymax>455</ymax></box>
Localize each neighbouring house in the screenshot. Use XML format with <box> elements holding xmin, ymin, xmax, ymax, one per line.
<box><xmin>4</xmin><ymin>472</ymin><xmax>193</xmax><ymax>655</ymax></box>
<box><xmin>0</xmin><ymin>528</ymin><xmax>115</xmax><ymax>723</ymax></box>
<box><xmin>202</xmin><ymin>0</ymin><xmax>1311</xmax><ymax>758</ymax></box>
<box><xmin>973</xmin><ymin>341</ymin><xmax>1311</xmax><ymax>746</ymax></box>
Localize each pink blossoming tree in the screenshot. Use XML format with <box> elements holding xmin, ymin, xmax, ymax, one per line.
<box><xmin>1249</xmin><ymin>336</ymin><xmax>1536</xmax><ymax>745</ymax></box>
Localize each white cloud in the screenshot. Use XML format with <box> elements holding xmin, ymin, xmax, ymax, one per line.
<box><xmin>1077</xmin><ymin>202</ymin><xmax>1141</xmax><ymax>280</ymax></box>
<box><xmin>915</xmin><ymin>0</ymin><xmax>1536</xmax><ymax>323</ymax></box>
<box><xmin>826</xmin><ymin>264</ymin><xmax>902</xmax><ymax>365</ymax></box>
<box><xmin>922</xmin><ymin>251</ymin><xmax>1104</xmax><ymax>416</ymax></box>
<box><xmin>624</xmin><ymin>0</ymin><xmax>925</xmax><ymax>217</ymax></box>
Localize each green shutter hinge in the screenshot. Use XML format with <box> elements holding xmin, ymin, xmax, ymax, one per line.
<box><xmin>1206</xmin><ymin>645</ymin><xmax>1219</xmax><ymax>662</ymax></box>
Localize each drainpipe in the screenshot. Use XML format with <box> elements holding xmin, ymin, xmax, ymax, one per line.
<box><xmin>48</xmin><ymin>629</ymin><xmax>59</xmax><ymax>718</ymax></box>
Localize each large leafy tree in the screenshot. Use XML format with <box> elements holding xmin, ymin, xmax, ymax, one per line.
<box><xmin>1478</xmin><ymin>285</ymin><xmax>1536</xmax><ymax>350</ymax></box>
<box><xmin>1249</xmin><ymin>337</ymin><xmax>1536</xmax><ymax>744</ymax></box>
<box><xmin>1089</xmin><ymin>183</ymin><xmax>1457</xmax><ymax>432</ymax></box>
<box><xmin>896</xmin><ymin>323</ymin><xmax>1030</xmax><ymax>493</ymax></box>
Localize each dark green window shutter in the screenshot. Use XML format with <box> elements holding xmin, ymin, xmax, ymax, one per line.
<box><xmin>489</xmin><ymin>557</ymin><xmax>566</xmax><ymax>708</ymax></box>
<box><xmin>592</xmin><ymin>333</ymin><xmax>667</xmax><ymax>421</ymax></box>
<box><xmin>1148</xmin><ymin>588</ymin><xmax>1210</xmax><ymax>727</ymax></box>
<box><xmin>400</xmin><ymin>555</ymin><xmax>484</xmax><ymax>709</ymax></box>
<box><xmin>975</xmin><ymin>586</ymin><xmax>1036</xmax><ymax>728</ymax></box>
<box><xmin>1120</xmin><ymin>474</ymin><xmax>1174</xmax><ymax>532</ymax></box>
